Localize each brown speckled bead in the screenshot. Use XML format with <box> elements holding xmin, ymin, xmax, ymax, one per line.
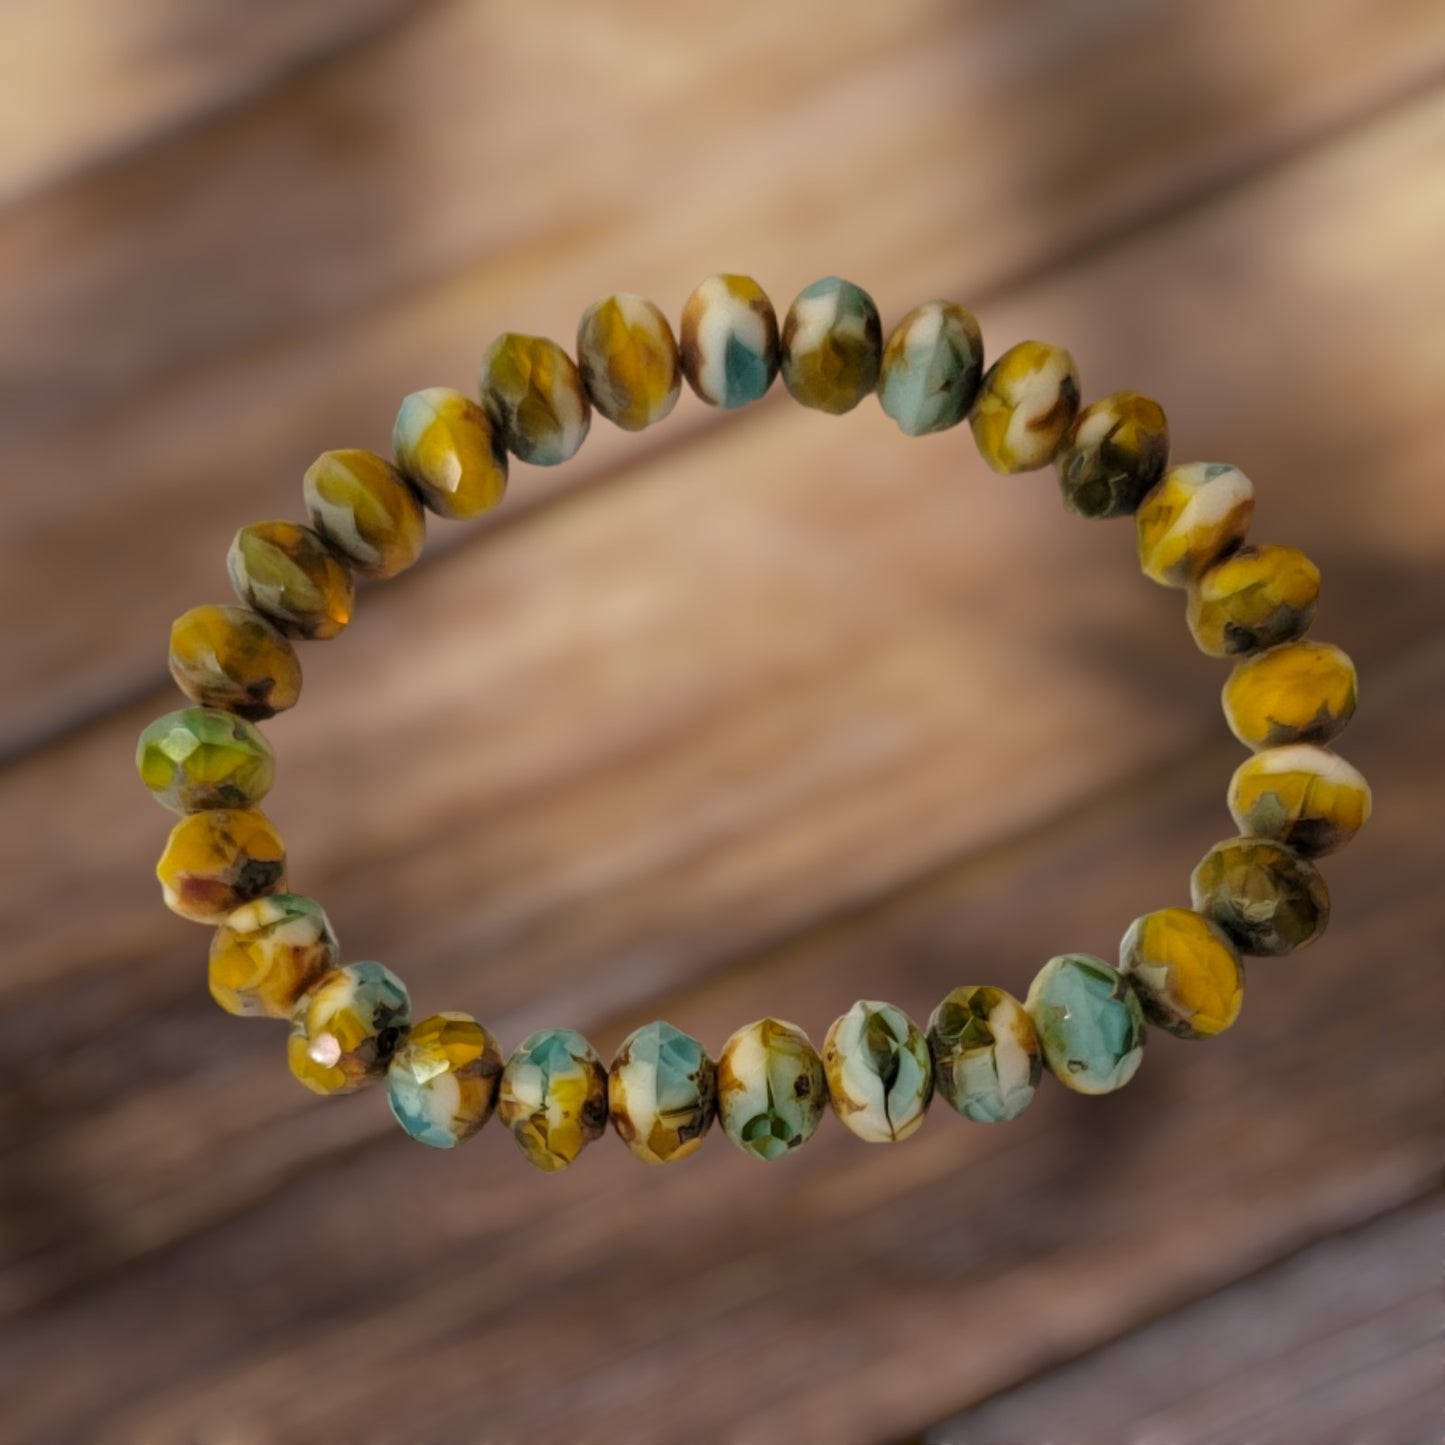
<box><xmin>227</xmin><ymin>522</ymin><xmax>355</xmax><ymax>641</ymax></box>
<box><xmin>1190</xmin><ymin>836</ymin><xmax>1329</xmax><ymax>956</ymax></box>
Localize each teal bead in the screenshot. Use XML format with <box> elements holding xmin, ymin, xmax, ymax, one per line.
<box><xmin>877</xmin><ymin>301</ymin><xmax>984</xmax><ymax>436</ymax></box>
<box><xmin>608</xmin><ymin>1021</ymin><xmax>717</xmax><ymax>1164</ymax></box>
<box><xmin>136</xmin><ymin>706</ymin><xmax>275</xmax><ymax>814</ymax></box>
<box><xmin>1026</xmin><ymin>953</ymin><xmax>1146</xmax><ymax>1095</ymax></box>
<box><xmin>498</xmin><ymin>1028</ymin><xmax>609</xmax><ymax>1171</ymax></box>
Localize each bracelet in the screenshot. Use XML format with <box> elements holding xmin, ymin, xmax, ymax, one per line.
<box><xmin>136</xmin><ymin>273</ymin><xmax>1371</xmax><ymax>1171</ymax></box>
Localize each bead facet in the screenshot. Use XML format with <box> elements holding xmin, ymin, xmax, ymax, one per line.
<box><xmin>679</xmin><ymin>274</ymin><xmax>780</xmax><ymax>409</ymax></box>
<box><xmin>498</xmin><ymin>1029</ymin><xmax>609</xmax><ymax>1172</ymax></box>
<box><xmin>1187</xmin><ymin>544</ymin><xmax>1320</xmax><ymax>657</ymax></box>
<box><xmin>780</xmin><ymin>276</ymin><xmax>882</xmax><ymax>415</ymax></box>
<box><xmin>156</xmin><ymin>808</ymin><xmax>287</xmax><ymax>923</ymax></box>
<box><xmin>927</xmin><ymin>985</ymin><xmax>1042</xmax><ymax>1123</ymax></box>
<box><xmin>209</xmin><ymin>893</ymin><xmax>339</xmax><ymax>1019</ymax></box>
<box><xmin>136</xmin><ymin>706</ymin><xmax>274</xmax><ymax>814</ymax></box>
<box><xmin>387</xmin><ymin>1012</ymin><xmax>504</xmax><ymax>1148</ymax></box>
<box><xmin>1055</xmin><ymin>391</ymin><xmax>1170</xmax><ymax>518</ymax></box>
<box><xmin>1191</xmin><ymin>836</ymin><xmax>1330</xmax><ymax>956</ymax></box>
<box><xmin>1222</xmin><ymin>640</ymin><xmax>1357</xmax><ymax>751</ymax></box>
<box><xmin>287</xmin><ymin>961</ymin><xmax>411</xmax><ymax>1095</ymax></box>
<box><xmin>302</xmin><ymin>448</ymin><xmax>426</xmax><ymax>580</ymax></box>
<box><xmin>1228</xmin><ymin>743</ymin><xmax>1371</xmax><ymax>857</ymax></box>
<box><xmin>1136</xmin><ymin>462</ymin><xmax>1255</xmax><ymax>587</ymax></box>
<box><xmin>877</xmin><ymin>300</ymin><xmax>984</xmax><ymax>436</ymax></box>
<box><xmin>227</xmin><ymin>521</ymin><xmax>355</xmax><ymax>640</ymax></box>
<box><xmin>393</xmin><ymin>386</ymin><xmax>509</xmax><ymax>519</ymax></box>
<box><xmin>168</xmin><ymin>604</ymin><xmax>302</xmax><ymax>720</ymax></box>
<box><xmin>1026</xmin><ymin>954</ymin><xmax>1146</xmax><ymax>1095</ymax></box>
<box><xmin>608</xmin><ymin>1020</ymin><xmax>717</xmax><ymax>1164</ymax></box>
<box><xmin>969</xmin><ymin>340</ymin><xmax>1081</xmax><ymax>473</ymax></box>
<box><xmin>480</xmin><ymin>333</ymin><xmax>592</xmax><ymax>465</ymax></box>
<box><xmin>716</xmin><ymin>1017</ymin><xmax>827</xmax><ymax>1161</ymax></box>
<box><xmin>821</xmin><ymin>1000</ymin><xmax>933</xmax><ymax>1143</ymax></box>
<box><xmin>1118</xmin><ymin>907</ymin><xmax>1244</xmax><ymax>1040</ymax></box>
<box><xmin>575</xmin><ymin>293</ymin><xmax>682</xmax><ymax>432</ymax></box>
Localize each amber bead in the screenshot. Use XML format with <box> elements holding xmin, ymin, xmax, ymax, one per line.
<box><xmin>209</xmin><ymin>894</ymin><xmax>338</xmax><ymax>1019</ymax></box>
<box><xmin>227</xmin><ymin>521</ymin><xmax>355</xmax><ymax>641</ymax></box>
<box><xmin>288</xmin><ymin>962</ymin><xmax>411</xmax><ymax>1096</ymax></box>
<box><xmin>393</xmin><ymin>386</ymin><xmax>509</xmax><ymax>519</ymax></box>
<box><xmin>1227</xmin><ymin>744</ymin><xmax>1371</xmax><ymax>857</ymax></box>
<box><xmin>303</xmin><ymin>448</ymin><xmax>425</xmax><ymax>580</ymax></box>
<box><xmin>156</xmin><ymin>808</ymin><xmax>287</xmax><ymax>924</ymax></box>
<box><xmin>1118</xmin><ymin>907</ymin><xmax>1244</xmax><ymax>1039</ymax></box>
<box><xmin>168</xmin><ymin>604</ymin><xmax>302</xmax><ymax>720</ymax></box>
<box><xmin>1136</xmin><ymin>463</ymin><xmax>1254</xmax><ymax>587</ymax></box>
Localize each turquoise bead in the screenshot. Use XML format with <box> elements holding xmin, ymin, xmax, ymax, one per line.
<box><xmin>877</xmin><ymin>301</ymin><xmax>984</xmax><ymax>436</ymax></box>
<box><xmin>608</xmin><ymin>1020</ymin><xmax>717</xmax><ymax>1164</ymax></box>
<box><xmin>1026</xmin><ymin>953</ymin><xmax>1146</xmax><ymax>1095</ymax></box>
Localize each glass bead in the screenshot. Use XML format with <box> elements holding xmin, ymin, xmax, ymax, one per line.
<box><xmin>156</xmin><ymin>807</ymin><xmax>287</xmax><ymax>924</ymax></box>
<box><xmin>608</xmin><ymin>1020</ymin><xmax>717</xmax><ymax>1164</ymax></box>
<box><xmin>575</xmin><ymin>293</ymin><xmax>682</xmax><ymax>432</ymax></box>
<box><xmin>780</xmin><ymin>276</ymin><xmax>882</xmax><ymax>415</ymax></box>
<box><xmin>1118</xmin><ymin>907</ymin><xmax>1244</xmax><ymax>1040</ymax></box>
<box><xmin>209</xmin><ymin>894</ymin><xmax>339</xmax><ymax>1019</ymax></box>
<box><xmin>716</xmin><ymin>1017</ymin><xmax>826</xmax><ymax>1161</ymax></box>
<box><xmin>136</xmin><ymin>706</ymin><xmax>274</xmax><ymax>815</ymax></box>
<box><xmin>480</xmin><ymin>333</ymin><xmax>592</xmax><ymax>465</ymax></box>
<box><xmin>302</xmin><ymin>448</ymin><xmax>425</xmax><ymax>580</ymax></box>
<box><xmin>821</xmin><ymin>1000</ymin><xmax>933</xmax><ymax>1143</ymax></box>
<box><xmin>1191</xmin><ymin>836</ymin><xmax>1330</xmax><ymax>956</ymax></box>
<box><xmin>969</xmin><ymin>340</ymin><xmax>1080</xmax><ymax>473</ymax></box>
<box><xmin>927</xmin><ymin>985</ymin><xmax>1042</xmax><ymax>1123</ymax></box>
<box><xmin>227</xmin><ymin>521</ymin><xmax>355</xmax><ymax>640</ymax></box>
<box><xmin>1136</xmin><ymin>462</ymin><xmax>1254</xmax><ymax>587</ymax></box>
<box><xmin>388</xmin><ymin>1012</ymin><xmax>504</xmax><ymax>1148</ymax></box>
<box><xmin>393</xmin><ymin>386</ymin><xmax>509</xmax><ymax>519</ymax></box>
<box><xmin>679</xmin><ymin>274</ymin><xmax>780</xmax><ymax>409</ymax></box>
<box><xmin>498</xmin><ymin>1029</ymin><xmax>609</xmax><ymax>1172</ymax></box>
<box><xmin>1187</xmin><ymin>544</ymin><xmax>1320</xmax><ymax>657</ymax></box>
<box><xmin>1026</xmin><ymin>954</ymin><xmax>1146</xmax><ymax>1095</ymax></box>
<box><xmin>1055</xmin><ymin>391</ymin><xmax>1170</xmax><ymax>518</ymax></box>
<box><xmin>1228</xmin><ymin>743</ymin><xmax>1371</xmax><ymax>857</ymax></box>
<box><xmin>877</xmin><ymin>300</ymin><xmax>984</xmax><ymax>436</ymax></box>
<box><xmin>1222</xmin><ymin>640</ymin><xmax>1357</xmax><ymax>751</ymax></box>
<box><xmin>168</xmin><ymin>603</ymin><xmax>302</xmax><ymax>720</ymax></box>
<box><xmin>288</xmin><ymin>961</ymin><xmax>411</xmax><ymax>1096</ymax></box>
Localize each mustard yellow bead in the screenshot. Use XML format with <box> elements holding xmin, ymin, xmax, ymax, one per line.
<box><xmin>227</xmin><ymin>521</ymin><xmax>355</xmax><ymax>641</ymax></box>
<box><xmin>1137</xmin><ymin>463</ymin><xmax>1254</xmax><ymax>587</ymax></box>
<box><xmin>1187</xmin><ymin>544</ymin><xmax>1320</xmax><ymax>657</ymax></box>
<box><xmin>1222</xmin><ymin>640</ymin><xmax>1357</xmax><ymax>751</ymax></box>
<box><xmin>156</xmin><ymin>807</ymin><xmax>287</xmax><ymax>924</ymax></box>
<box><xmin>480</xmin><ymin>333</ymin><xmax>592</xmax><ymax>465</ymax></box>
<box><xmin>1055</xmin><ymin>391</ymin><xmax>1169</xmax><ymax>518</ymax></box>
<box><xmin>393</xmin><ymin>386</ymin><xmax>509</xmax><ymax>519</ymax></box>
<box><xmin>302</xmin><ymin>449</ymin><xmax>425</xmax><ymax>580</ymax></box>
<box><xmin>1118</xmin><ymin>908</ymin><xmax>1244</xmax><ymax>1040</ymax></box>
<box><xmin>576</xmin><ymin>293</ymin><xmax>682</xmax><ymax>432</ymax></box>
<box><xmin>1228</xmin><ymin>744</ymin><xmax>1371</xmax><ymax>857</ymax></box>
<box><xmin>288</xmin><ymin>962</ymin><xmax>411</xmax><ymax>1096</ymax></box>
<box><xmin>168</xmin><ymin>604</ymin><xmax>302</xmax><ymax>720</ymax></box>
<box><xmin>209</xmin><ymin>894</ymin><xmax>339</xmax><ymax>1019</ymax></box>
<box><xmin>388</xmin><ymin>1012</ymin><xmax>504</xmax><ymax>1147</ymax></box>
<box><xmin>969</xmin><ymin>340</ymin><xmax>1080</xmax><ymax>474</ymax></box>
<box><xmin>1191</xmin><ymin>836</ymin><xmax>1329</xmax><ymax>956</ymax></box>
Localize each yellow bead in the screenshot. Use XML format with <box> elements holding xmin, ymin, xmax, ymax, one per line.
<box><xmin>480</xmin><ymin>333</ymin><xmax>591</xmax><ymax>465</ymax></box>
<box><xmin>227</xmin><ymin>521</ymin><xmax>355</xmax><ymax>640</ymax></box>
<box><xmin>168</xmin><ymin>604</ymin><xmax>302</xmax><ymax>720</ymax></box>
<box><xmin>287</xmin><ymin>962</ymin><xmax>411</xmax><ymax>1096</ymax></box>
<box><xmin>1222</xmin><ymin>640</ymin><xmax>1357</xmax><ymax>751</ymax></box>
<box><xmin>1136</xmin><ymin>463</ymin><xmax>1254</xmax><ymax>587</ymax></box>
<box><xmin>303</xmin><ymin>449</ymin><xmax>425</xmax><ymax>580</ymax></box>
<box><xmin>393</xmin><ymin>386</ymin><xmax>508</xmax><ymax>519</ymax></box>
<box><xmin>576</xmin><ymin>293</ymin><xmax>682</xmax><ymax>432</ymax></box>
<box><xmin>1187</xmin><ymin>544</ymin><xmax>1320</xmax><ymax>657</ymax></box>
<box><xmin>156</xmin><ymin>808</ymin><xmax>287</xmax><ymax>924</ymax></box>
<box><xmin>969</xmin><ymin>340</ymin><xmax>1080</xmax><ymax>473</ymax></box>
<box><xmin>209</xmin><ymin>894</ymin><xmax>339</xmax><ymax>1018</ymax></box>
<box><xmin>1118</xmin><ymin>907</ymin><xmax>1244</xmax><ymax>1040</ymax></box>
<box><xmin>1228</xmin><ymin>744</ymin><xmax>1371</xmax><ymax>857</ymax></box>
<box><xmin>388</xmin><ymin>1013</ymin><xmax>504</xmax><ymax>1147</ymax></box>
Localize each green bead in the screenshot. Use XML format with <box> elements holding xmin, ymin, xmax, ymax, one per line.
<box><xmin>1055</xmin><ymin>391</ymin><xmax>1170</xmax><ymax>518</ymax></box>
<box><xmin>608</xmin><ymin>1021</ymin><xmax>717</xmax><ymax>1164</ymax></box>
<box><xmin>498</xmin><ymin>1029</ymin><xmax>609</xmax><ymax>1172</ymax></box>
<box><xmin>1190</xmin><ymin>836</ymin><xmax>1330</xmax><ymax>956</ymax></box>
<box><xmin>717</xmin><ymin>1017</ymin><xmax>826</xmax><ymax>1160</ymax></box>
<box><xmin>821</xmin><ymin>1000</ymin><xmax>933</xmax><ymax>1142</ymax></box>
<box><xmin>780</xmin><ymin>277</ymin><xmax>882</xmax><ymax>415</ymax></box>
<box><xmin>136</xmin><ymin>707</ymin><xmax>275</xmax><ymax>814</ymax></box>
<box><xmin>1026</xmin><ymin>954</ymin><xmax>1146</xmax><ymax>1095</ymax></box>
<box><xmin>927</xmin><ymin>985</ymin><xmax>1042</xmax><ymax>1123</ymax></box>
<box><xmin>877</xmin><ymin>301</ymin><xmax>984</xmax><ymax>436</ymax></box>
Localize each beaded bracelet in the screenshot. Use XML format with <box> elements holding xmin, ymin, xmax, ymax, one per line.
<box><xmin>137</xmin><ymin>274</ymin><xmax>1371</xmax><ymax>1169</ymax></box>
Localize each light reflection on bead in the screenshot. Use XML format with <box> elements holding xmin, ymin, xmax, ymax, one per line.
<box><xmin>288</xmin><ymin>961</ymin><xmax>411</xmax><ymax>1096</ymax></box>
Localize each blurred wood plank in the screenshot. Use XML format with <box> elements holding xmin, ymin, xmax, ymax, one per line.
<box><xmin>3</xmin><ymin>0</ymin><xmax>1444</xmax><ymax>752</ymax></box>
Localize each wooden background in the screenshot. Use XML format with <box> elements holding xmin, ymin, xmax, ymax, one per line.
<box><xmin>1</xmin><ymin>3</ymin><xmax>1442</xmax><ymax>1441</ymax></box>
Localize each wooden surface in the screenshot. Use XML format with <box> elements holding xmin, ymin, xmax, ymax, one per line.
<box><xmin>1</xmin><ymin>4</ymin><xmax>1442</xmax><ymax>1442</ymax></box>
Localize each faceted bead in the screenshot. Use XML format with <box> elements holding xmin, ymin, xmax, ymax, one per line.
<box><xmin>1191</xmin><ymin>836</ymin><xmax>1330</xmax><ymax>956</ymax></box>
<box><xmin>302</xmin><ymin>448</ymin><xmax>425</xmax><ymax>580</ymax></box>
<box><xmin>136</xmin><ymin>706</ymin><xmax>274</xmax><ymax>815</ymax></box>
<box><xmin>1026</xmin><ymin>954</ymin><xmax>1146</xmax><ymax>1096</ymax></box>
<box><xmin>1055</xmin><ymin>391</ymin><xmax>1170</xmax><ymax>518</ymax></box>
<box><xmin>575</xmin><ymin>293</ymin><xmax>682</xmax><ymax>432</ymax></box>
<box><xmin>608</xmin><ymin>1020</ymin><xmax>717</xmax><ymax>1164</ymax></box>
<box><xmin>209</xmin><ymin>894</ymin><xmax>339</xmax><ymax>1019</ymax></box>
<box><xmin>1136</xmin><ymin>462</ymin><xmax>1254</xmax><ymax>587</ymax></box>
<box><xmin>1187</xmin><ymin>544</ymin><xmax>1320</xmax><ymax>657</ymax></box>
<box><xmin>679</xmin><ymin>274</ymin><xmax>780</xmax><ymax>409</ymax></box>
<box><xmin>168</xmin><ymin>603</ymin><xmax>302</xmax><ymax>720</ymax></box>
<box><xmin>927</xmin><ymin>985</ymin><xmax>1042</xmax><ymax>1124</ymax></box>
<box><xmin>287</xmin><ymin>961</ymin><xmax>411</xmax><ymax>1096</ymax></box>
<box><xmin>156</xmin><ymin>808</ymin><xmax>287</xmax><ymax>924</ymax></box>
<box><xmin>780</xmin><ymin>276</ymin><xmax>882</xmax><ymax>415</ymax></box>
<box><xmin>227</xmin><ymin>521</ymin><xmax>355</xmax><ymax>640</ymax></box>
<box><xmin>1118</xmin><ymin>907</ymin><xmax>1243</xmax><ymax>1040</ymax></box>
<box><xmin>480</xmin><ymin>333</ymin><xmax>592</xmax><ymax>465</ymax></box>
<box><xmin>716</xmin><ymin>1017</ymin><xmax>826</xmax><ymax>1161</ymax></box>
<box><xmin>498</xmin><ymin>1029</ymin><xmax>609</xmax><ymax>1172</ymax></box>
<box><xmin>821</xmin><ymin>1000</ymin><xmax>933</xmax><ymax>1143</ymax></box>
<box><xmin>1222</xmin><ymin>640</ymin><xmax>1357</xmax><ymax>751</ymax></box>
<box><xmin>969</xmin><ymin>340</ymin><xmax>1080</xmax><ymax>473</ymax></box>
<box><xmin>1228</xmin><ymin>743</ymin><xmax>1371</xmax><ymax>857</ymax></box>
<box><xmin>876</xmin><ymin>300</ymin><xmax>984</xmax><ymax>436</ymax></box>
<box><xmin>387</xmin><ymin>1012</ymin><xmax>504</xmax><ymax>1148</ymax></box>
<box><xmin>393</xmin><ymin>386</ymin><xmax>509</xmax><ymax>519</ymax></box>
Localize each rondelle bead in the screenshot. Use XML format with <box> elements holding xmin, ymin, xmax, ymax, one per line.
<box><xmin>387</xmin><ymin>1012</ymin><xmax>504</xmax><ymax>1148</ymax></box>
<box><xmin>1187</xmin><ymin>544</ymin><xmax>1320</xmax><ymax>657</ymax></box>
<box><xmin>136</xmin><ymin>706</ymin><xmax>274</xmax><ymax>815</ymax></box>
<box><xmin>1191</xmin><ymin>836</ymin><xmax>1330</xmax><ymax>956</ymax></box>
<box><xmin>716</xmin><ymin>1017</ymin><xmax>827</xmax><ymax>1161</ymax></box>
<box><xmin>1118</xmin><ymin>907</ymin><xmax>1244</xmax><ymax>1040</ymax></box>
<box><xmin>209</xmin><ymin>893</ymin><xmax>339</xmax><ymax>1019</ymax></box>
<box><xmin>156</xmin><ymin>807</ymin><xmax>287</xmax><ymax>923</ymax></box>
<box><xmin>227</xmin><ymin>521</ymin><xmax>355</xmax><ymax>641</ymax></box>
<box><xmin>1222</xmin><ymin>640</ymin><xmax>1358</xmax><ymax>751</ymax></box>
<box><xmin>780</xmin><ymin>276</ymin><xmax>882</xmax><ymax>415</ymax></box>
<box><xmin>498</xmin><ymin>1029</ymin><xmax>609</xmax><ymax>1172</ymax></box>
<box><xmin>1055</xmin><ymin>391</ymin><xmax>1170</xmax><ymax>518</ymax></box>
<box><xmin>876</xmin><ymin>300</ymin><xmax>984</xmax><ymax>437</ymax></box>
<box><xmin>1026</xmin><ymin>954</ymin><xmax>1146</xmax><ymax>1096</ymax></box>
<box><xmin>393</xmin><ymin>386</ymin><xmax>509</xmax><ymax>519</ymax></box>
<box><xmin>821</xmin><ymin>1000</ymin><xmax>933</xmax><ymax>1143</ymax></box>
<box><xmin>927</xmin><ymin>985</ymin><xmax>1043</xmax><ymax>1124</ymax></box>
<box><xmin>287</xmin><ymin>961</ymin><xmax>411</xmax><ymax>1096</ymax></box>
<box><xmin>608</xmin><ymin>1020</ymin><xmax>717</xmax><ymax>1165</ymax></box>
<box><xmin>302</xmin><ymin>448</ymin><xmax>426</xmax><ymax>580</ymax></box>
<box><xmin>1228</xmin><ymin>743</ymin><xmax>1371</xmax><ymax>857</ymax></box>
<box><xmin>480</xmin><ymin>333</ymin><xmax>592</xmax><ymax>465</ymax></box>
<box><xmin>1136</xmin><ymin>462</ymin><xmax>1255</xmax><ymax>587</ymax></box>
<box><xmin>575</xmin><ymin>293</ymin><xmax>682</xmax><ymax>432</ymax></box>
<box><xmin>969</xmin><ymin>340</ymin><xmax>1081</xmax><ymax>474</ymax></box>
<box><xmin>168</xmin><ymin>604</ymin><xmax>302</xmax><ymax>720</ymax></box>
<box><xmin>679</xmin><ymin>274</ymin><xmax>780</xmax><ymax>409</ymax></box>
